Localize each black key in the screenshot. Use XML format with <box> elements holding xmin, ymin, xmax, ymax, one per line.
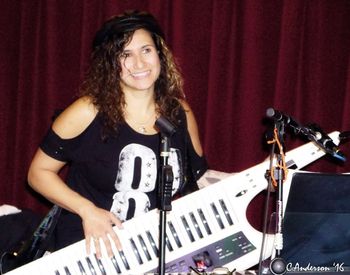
<box><xmin>168</xmin><ymin>221</ymin><xmax>182</xmax><ymax>247</ymax></box>
<box><xmin>146</xmin><ymin>230</ymin><xmax>159</xmax><ymax>256</ymax></box>
<box><xmin>210</xmin><ymin>202</ymin><xmax>225</xmax><ymax>229</ymax></box>
<box><xmin>119</xmin><ymin>250</ymin><xmax>130</xmax><ymax>270</ymax></box>
<box><xmin>197</xmin><ymin>208</ymin><xmax>212</xmax><ymax>235</ymax></box>
<box><xmin>165</xmin><ymin>234</ymin><xmax>174</xmax><ymax>251</ymax></box>
<box><xmin>189</xmin><ymin>212</ymin><xmax>203</xmax><ymax>238</ymax></box>
<box><xmin>111</xmin><ymin>256</ymin><xmax>121</xmax><ymax>273</ymax></box>
<box><xmin>94</xmin><ymin>254</ymin><xmax>107</xmax><ymax>275</ymax></box>
<box><xmin>219</xmin><ymin>199</ymin><xmax>234</xmax><ymax>225</ymax></box>
<box><xmin>130</xmin><ymin>238</ymin><xmax>143</xmax><ymax>264</ymax></box>
<box><xmin>85</xmin><ymin>257</ymin><xmax>97</xmax><ymax>275</ymax></box>
<box><xmin>64</xmin><ymin>266</ymin><xmax>71</xmax><ymax>275</ymax></box>
<box><xmin>181</xmin><ymin>215</ymin><xmax>195</xmax><ymax>242</ymax></box>
<box><xmin>138</xmin><ymin>234</ymin><xmax>152</xmax><ymax>261</ymax></box>
<box><xmin>77</xmin><ymin>260</ymin><xmax>87</xmax><ymax>275</ymax></box>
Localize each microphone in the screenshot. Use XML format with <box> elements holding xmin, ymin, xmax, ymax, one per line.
<box><xmin>266</xmin><ymin>108</ymin><xmax>346</xmax><ymax>162</ymax></box>
<box><xmin>266</xmin><ymin>108</ymin><xmax>303</xmax><ymax>134</ymax></box>
<box><xmin>155</xmin><ymin>116</ymin><xmax>176</xmax><ymax>160</ymax></box>
<box><xmin>306</xmin><ymin>123</ymin><xmax>346</xmax><ymax>162</ymax></box>
<box><xmin>155</xmin><ymin>116</ymin><xmax>176</xmax><ymax>137</ymax></box>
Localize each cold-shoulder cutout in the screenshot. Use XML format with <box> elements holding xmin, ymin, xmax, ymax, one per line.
<box><xmin>179</xmin><ymin>100</ymin><xmax>203</xmax><ymax>157</ymax></box>
<box><xmin>52</xmin><ymin>96</ymin><xmax>98</xmax><ymax>139</ymax></box>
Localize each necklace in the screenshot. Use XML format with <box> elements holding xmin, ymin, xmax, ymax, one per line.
<box><xmin>138</xmin><ymin>126</ymin><xmax>147</xmax><ymax>133</ymax></box>
<box><xmin>125</xmin><ymin>109</ymin><xmax>156</xmax><ymax>134</ymax></box>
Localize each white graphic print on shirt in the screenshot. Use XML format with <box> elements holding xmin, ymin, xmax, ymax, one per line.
<box><xmin>110</xmin><ymin>143</ymin><xmax>181</xmax><ymax>221</ymax></box>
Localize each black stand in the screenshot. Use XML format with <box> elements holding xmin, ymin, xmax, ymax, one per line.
<box><xmin>269</xmin><ymin>154</ymin><xmax>287</xmax><ymax>275</ymax></box>
<box><xmin>158</xmin><ymin>134</ymin><xmax>174</xmax><ymax>275</ymax></box>
<box><xmin>261</xmin><ymin>107</ymin><xmax>347</xmax><ymax>274</ymax></box>
<box><xmin>155</xmin><ymin>117</ymin><xmax>176</xmax><ymax>275</ymax></box>
<box><xmin>267</xmin><ymin>122</ymin><xmax>287</xmax><ymax>275</ymax></box>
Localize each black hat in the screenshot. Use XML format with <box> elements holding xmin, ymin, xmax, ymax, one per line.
<box><xmin>92</xmin><ymin>10</ymin><xmax>164</xmax><ymax>49</ymax></box>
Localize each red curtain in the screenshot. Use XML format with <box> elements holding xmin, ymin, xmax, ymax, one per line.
<box><xmin>1</xmin><ymin>0</ymin><xmax>350</xmax><ymax>221</ymax></box>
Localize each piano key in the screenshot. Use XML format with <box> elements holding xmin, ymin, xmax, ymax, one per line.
<box><xmin>113</xmin><ymin>228</ymin><xmax>139</xmax><ymax>271</ymax></box>
<box><xmin>137</xmin><ymin>234</ymin><xmax>152</xmax><ymax>261</ymax></box>
<box><xmin>130</xmin><ymin>213</ymin><xmax>160</xmax><ymax>259</ymax></box>
<box><xmin>87</xmin><ymin>237</ymin><xmax>120</xmax><ymax>275</ymax></box>
<box><xmin>76</xmin><ymin>247</ymin><xmax>97</xmax><ymax>275</ymax></box>
<box><xmin>77</xmin><ymin>260</ymin><xmax>87</xmax><ymax>275</ymax></box>
<box><xmin>202</xmin><ymin>198</ymin><xmax>225</xmax><ymax>232</ymax></box>
<box><xmin>180</xmin><ymin>215</ymin><xmax>195</xmax><ymax>242</ymax></box>
<box><xmin>129</xmin><ymin>237</ymin><xmax>143</xmax><ymax>264</ymax></box>
<box><xmin>88</xmin><ymin>239</ymin><xmax>115</xmax><ymax>275</ymax></box>
<box><xmin>150</xmin><ymin>212</ymin><xmax>177</xmax><ymax>253</ymax></box>
<box><xmin>165</xmin><ymin>233</ymin><xmax>174</xmax><ymax>252</ymax></box>
<box><xmin>110</xmin><ymin>256</ymin><xmax>121</xmax><ymax>274</ymax></box>
<box><xmin>167</xmin><ymin>220</ymin><xmax>183</xmax><ymax>248</ymax></box>
<box><xmin>205</xmin><ymin>186</ymin><xmax>236</xmax><ymax>230</ymax></box>
<box><xmin>197</xmin><ymin>207</ymin><xmax>212</xmax><ymax>235</ymax></box>
<box><xmin>122</xmin><ymin>220</ymin><xmax>151</xmax><ymax>265</ymax></box>
<box><xmin>85</xmin><ymin>257</ymin><xmax>98</xmax><ymax>275</ymax></box>
<box><xmin>189</xmin><ymin>211</ymin><xmax>204</xmax><ymax>239</ymax></box>
<box><xmin>48</xmin><ymin>250</ymin><xmax>76</xmax><ymax>275</ymax></box>
<box><xmin>212</xmin><ymin>192</ymin><xmax>237</xmax><ymax>228</ymax></box>
<box><xmin>219</xmin><ymin>198</ymin><xmax>234</xmax><ymax>226</ymax></box>
<box><xmin>136</xmin><ymin>212</ymin><xmax>169</xmax><ymax>261</ymax></box>
<box><xmin>103</xmin><ymin>235</ymin><xmax>130</xmax><ymax>274</ymax></box>
<box><xmin>134</xmin><ymin>227</ymin><xmax>157</xmax><ymax>261</ymax></box>
<box><xmin>147</xmin><ymin>212</ymin><xmax>178</xmax><ymax>254</ymax></box>
<box><xmin>118</xmin><ymin>250</ymin><xmax>130</xmax><ymax>271</ymax></box>
<box><xmin>64</xmin><ymin>266</ymin><xmax>72</xmax><ymax>275</ymax></box>
<box><xmin>165</xmin><ymin>205</ymin><xmax>190</xmax><ymax>246</ymax></box>
<box><xmin>190</xmin><ymin>189</ymin><xmax>221</xmax><ymax>233</ymax></box>
<box><xmin>146</xmin><ymin>230</ymin><xmax>158</xmax><ymax>257</ymax></box>
<box><xmin>173</xmin><ymin>195</ymin><xmax>207</xmax><ymax>242</ymax></box>
<box><xmin>93</xmin><ymin>254</ymin><xmax>108</xmax><ymax>275</ymax></box>
<box><xmin>175</xmin><ymin>193</ymin><xmax>213</xmax><ymax>239</ymax></box>
<box><xmin>210</xmin><ymin>202</ymin><xmax>225</xmax><ymax>229</ymax></box>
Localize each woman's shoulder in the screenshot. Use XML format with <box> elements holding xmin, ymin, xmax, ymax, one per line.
<box><xmin>178</xmin><ymin>99</ymin><xmax>195</xmax><ymax>126</ymax></box>
<box><xmin>178</xmin><ymin>99</ymin><xmax>203</xmax><ymax>156</ymax></box>
<box><xmin>52</xmin><ymin>96</ymin><xmax>99</xmax><ymax>139</ymax></box>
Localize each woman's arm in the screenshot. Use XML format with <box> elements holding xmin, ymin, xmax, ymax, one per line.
<box><xmin>27</xmin><ymin>97</ymin><xmax>122</xmax><ymax>258</ymax></box>
<box><xmin>180</xmin><ymin>100</ymin><xmax>204</xmax><ymax>157</ymax></box>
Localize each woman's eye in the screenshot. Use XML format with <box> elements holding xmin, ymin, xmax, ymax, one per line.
<box><xmin>121</xmin><ymin>52</ymin><xmax>131</xmax><ymax>58</ymax></box>
<box><xmin>143</xmin><ymin>47</ymin><xmax>152</xmax><ymax>54</ymax></box>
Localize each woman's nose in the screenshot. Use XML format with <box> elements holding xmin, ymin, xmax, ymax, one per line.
<box><xmin>133</xmin><ymin>54</ymin><xmax>145</xmax><ymax>69</ymax></box>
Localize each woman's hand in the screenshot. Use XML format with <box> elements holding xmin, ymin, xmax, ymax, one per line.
<box><xmin>80</xmin><ymin>204</ymin><xmax>123</xmax><ymax>258</ymax></box>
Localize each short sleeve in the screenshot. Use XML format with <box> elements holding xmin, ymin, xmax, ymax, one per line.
<box><xmin>39</xmin><ymin>127</ymin><xmax>78</xmax><ymax>162</ymax></box>
<box><xmin>186</xmin><ymin>134</ymin><xmax>208</xmax><ymax>181</ymax></box>
<box><xmin>177</xmin><ymin>107</ymin><xmax>209</xmax><ymax>196</ymax></box>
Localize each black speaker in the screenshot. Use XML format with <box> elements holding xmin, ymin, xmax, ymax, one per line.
<box><xmin>281</xmin><ymin>172</ymin><xmax>350</xmax><ymax>271</ymax></box>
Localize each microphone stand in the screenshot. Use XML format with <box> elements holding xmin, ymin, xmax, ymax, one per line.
<box><xmin>155</xmin><ymin>117</ymin><xmax>176</xmax><ymax>275</ymax></box>
<box><xmin>158</xmin><ymin>134</ymin><xmax>173</xmax><ymax>275</ymax></box>
<box><xmin>267</xmin><ymin>122</ymin><xmax>287</xmax><ymax>275</ymax></box>
<box><xmin>263</xmin><ymin>107</ymin><xmax>346</xmax><ymax>274</ymax></box>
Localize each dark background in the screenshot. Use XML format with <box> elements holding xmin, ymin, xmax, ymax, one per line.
<box><xmin>1</xmin><ymin>0</ymin><xmax>350</xmax><ymax>229</ymax></box>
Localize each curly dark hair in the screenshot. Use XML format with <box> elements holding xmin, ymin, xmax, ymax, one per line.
<box><xmin>79</xmin><ymin>10</ymin><xmax>185</xmax><ymax>136</ymax></box>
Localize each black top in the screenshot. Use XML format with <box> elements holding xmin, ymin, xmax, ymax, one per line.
<box><xmin>40</xmin><ymin>108</ymin><xmax>208</xmax><ymax>249</ymax></box>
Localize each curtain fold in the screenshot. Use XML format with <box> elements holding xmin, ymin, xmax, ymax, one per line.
<box><xmin>1</xmin><ymin>0</ymin><xmax>350</xmax><ymax>218</ymax></box>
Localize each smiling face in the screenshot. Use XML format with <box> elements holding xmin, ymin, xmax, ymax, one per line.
<box><xmin>119</xmin><ymin>29</ymin><xmax>161</xmax><ymax>94</ymax></box>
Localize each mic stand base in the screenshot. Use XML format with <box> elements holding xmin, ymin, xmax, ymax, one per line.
<box><xmin>270</xmin><ymin>257</ymin><xmax>287</xmax><ymax>275</ymax></box>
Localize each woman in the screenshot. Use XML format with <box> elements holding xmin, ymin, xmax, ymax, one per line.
<box><xmin>27</xmin><ymin>10</ymin><xmax>207</xmax><ymax>259</ymax></box>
